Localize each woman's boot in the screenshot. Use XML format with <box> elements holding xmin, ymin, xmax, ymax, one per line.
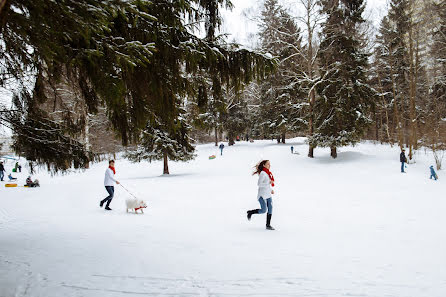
<box><xmin>266</xmin><ymin>214</ymin><xmax>275</xmax><ymax>230</ymax></box>
<box><xmin>247</xmin><ymin>209</ymin><xmax>259</xmax><ymax>220</ymax></box>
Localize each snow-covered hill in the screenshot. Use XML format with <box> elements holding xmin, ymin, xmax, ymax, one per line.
<box><xmin>1</xmin><ymin>138</ymin><xmax>445</xmax><ymax>297</ymax></box>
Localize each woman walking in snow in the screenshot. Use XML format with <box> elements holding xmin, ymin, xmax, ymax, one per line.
<box><xmin>246</xmin><ymin>160</ymin><xmax>275</xmax><ymax>230</ymax></box>
<box><xmin>100</xmin><ymin>160</ymin><xmax>120</xmax><ymax>211</ymax></box>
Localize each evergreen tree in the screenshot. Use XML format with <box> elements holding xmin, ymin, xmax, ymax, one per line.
<box><xmin>223</xmin><ymin>87</ymin><xmax>249</xmax><ymax>145</ymax></box>
<box><xmin>311</xmin><ymin>0</ymin><xmax>375</xmax><ymax>158</ymax></box>
<box><xmin>0</xmin><ymin>0</ymin><xmax>274</xmax><ymax>172</ymax></box>
<box><xmin>126</xmin><ymin>114</ymin><xmax>195</xmax><ymax>175</ymax></box>
<box><xmin>258</xmin><ymin>0</ymin><xmax>306</xmax><ymax>143</ymax></box>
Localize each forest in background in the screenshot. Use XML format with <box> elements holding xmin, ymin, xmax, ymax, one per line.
<box><xmin>0</xmin><ymin>0</ymin><xmax>445</xmax><ymax>173</ymax></box>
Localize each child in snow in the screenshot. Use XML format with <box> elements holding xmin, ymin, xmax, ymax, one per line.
<box><xmin>100</xmin><ymin>160</ymin><xmax>120</xmax><ymax>211</ymax></box>
<box><xmin>25</xmin><ymin>176</ymin><xmax>40</xmax><ymax>187</ymax></box>
<box><xmin>246</xmin><ymin>160</ymin><xmax>276</xmax><ymax>230</ymax></box>
<box><xmin>219</xmin><ymin>143</ymin><xmax>225</xmax><ymax>156</ymax></box>
<box><xmin>8</xmin><ymin>173</ymin><xmax>17</xmax><ymax>181</ymax></box>
<box><xmin>291</xmin><ymin>146</ymin><xmax>294</xmax><ymax>154</ymax></box>
<box><xmin>429</xmin><ymin>166</ymin><xmax>438</xmax><ymax>180</ymax></box>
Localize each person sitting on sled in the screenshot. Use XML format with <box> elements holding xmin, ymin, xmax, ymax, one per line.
<box><xmin>26</xmin><ymin>176</ymin><xmax>40</xmax><ymax>187</ymax></box>
<box><xmin>8</xmin><ymin>173</ymin><xmax>17</xmax><ymax>181</ymax></box>
<box><xmin>430</xmin><ymin>165</ymin><xmax>438</xmax><ymax>180</ymax></box>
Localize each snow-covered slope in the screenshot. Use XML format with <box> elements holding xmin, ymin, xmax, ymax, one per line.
<box><xmin>0</xmin><ymin>138</ymin><xmax>445</xmax><ymax>297</ymax></box>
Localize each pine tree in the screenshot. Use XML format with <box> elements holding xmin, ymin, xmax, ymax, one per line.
<box><xmin>126</xmin><ymin>114</ymin><xmax>195</xmax><ymax>175</ymax></box>
<box><xmin>0</xmin><ymin>0</ymin><xmax>274</xmax><ymax>172</ymax></box>
<box><xmin>258</xmin><ymin>0</ymin><xmax>306</xmax><ymax>143</ymax></box>
<box><xmin>311</xmin><ymin>0</ymin><xmax>375</xmax><ymax>158</ymax></box>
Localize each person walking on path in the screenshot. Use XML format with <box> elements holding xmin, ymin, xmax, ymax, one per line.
<box><xmin>0</xmin><ymin>161</ymin><xmax>5</xmax><ymax>181</ymax></box>
<box><xmin>430</xmin><ymin>165</ymin><xmax>438</xmax><ymax>180</ymax></box>
<box><xmin>246</xmin><ymin>160</ymin><xmax>275</xmax><ymax>230</ymax></box>
<box><xmin>400</xmin><ymin>149</ymin><xmax>407</xmax><ymax>173</ymax></box>
<box><xmin>100</xmin><ymin>160</ymin><xmax>120</xmax><ymax>210</ymax></box>
<box><xmin>219</xmin><ymin>143</ymin><xmax>225</xmax><ymax>156</ymax></box>
<box><xmin>290</xmin><ymin>146</ymin><xmax>294</xmax><ymax>154</ymax></box>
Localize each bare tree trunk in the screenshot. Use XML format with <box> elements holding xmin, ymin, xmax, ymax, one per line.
<box><xmin>390</xmin><ymin>65</ymin><xmax>403</xmax><ymax>149</ymax></box>
<box><xmin>330</xmin><ymin>146</ymin><xmax>337</xmax><ymax>159</ymax></box>
<box><xmin>163</xmin><ymin>152</ymin><xmax>169</xmax><ymax>175</ymax></box>
<box><xmin>376</xmin><ymin>70</ymin><xmax>392</xmax><ymax>145</ymax></box>
<box><xmin>302</xmin><ymin>0</ymin><xmax>318</xmax><ymax>158</ymax></box>
<box><xmin>214</xmin><ymin>125</ymin><xmax>218</xmax><ymax>146</ymax></box>
<box><xmin>408</xmin><ymin>16</ymin><xmax>417</xmax><ymax>160</ymax></box>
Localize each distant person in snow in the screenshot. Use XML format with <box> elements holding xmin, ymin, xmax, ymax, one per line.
<box><xmin>400</xmin><ymin>149</ymin><xmax>407</xmax><ymax>173</ymax></box>
<box><xmin>246</xmin><ymin>160</ymin><xmax>276</xmax><ymax>230</ymax></box>
<box><xmin>25</xmin><ymin>176</ymin><xmax>40</xmax><ymax>187</ymax></box>
<box><xmin>219</xmin><ymin>143</ymin><xmax>225</xmax><ymax>156</ymax></box>
<box><xmin>100</xmin><ymin>160</ymin><xmax>120</xmax><ymax>211</ymax></box>
<box><xmin>291</xmin><ymin>146</ymin><xmax>294</xmax><ymax>154</ymax></box>
<box><xmin>429</xmin><ymin>165</ymin><xmax>438</xmax><ymax>180</ymax></box>
<box><xmin>0</xmin><ymin>161</ymin><xmax>5</xmax><ymax>181</ymax></box>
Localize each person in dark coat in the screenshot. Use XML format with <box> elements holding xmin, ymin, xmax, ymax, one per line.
<box><xmin>430</xmin><ymin>166</ymin><xmax>438</xmax><ymax>180</ymax></box>
<box><xmin>0</xmin><ymin>161</ymin><xmax>5</xmax><ymax>181</ymax></box>
<box><xmin>400</xmin><ymin>149</ymin><xmax>407</xmax><ymax>173</ymax></box>
<box><xmin>290</xmin><ymin>146</ymin><xmax>294</xmax><ymax>154</ymax></box>
<box><xmin>219</xmin><ymin>143</ymin><xmax>225</xmax><ymax>156</ymax></box>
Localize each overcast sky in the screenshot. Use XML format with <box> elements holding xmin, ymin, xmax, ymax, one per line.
<box><xmin>220</xmin><ymin>0</ymin><xmax>388</xmax><ymax>48</ymax></box>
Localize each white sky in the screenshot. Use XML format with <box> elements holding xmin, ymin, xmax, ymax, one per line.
<box><xmin>220</xmin><ymin>0</ymin><xmax>389</xmax><ymax>48</ymax></box>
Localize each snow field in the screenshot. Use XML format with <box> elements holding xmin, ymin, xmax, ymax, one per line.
<box><xmin>1</xmin><ymin>138</ymin><xmax>445</xmax><ymax>297</ymax></box>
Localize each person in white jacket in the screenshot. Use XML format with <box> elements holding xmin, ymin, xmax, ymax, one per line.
<box><xmin>100</xmin><ymin>160</ymin><xmax>120</xmax><ymax>210</ymax></box>
<box><xmin>246</xmin><ymin>160</ymin><xmax>275</xmax><ymax>230</ymax></box>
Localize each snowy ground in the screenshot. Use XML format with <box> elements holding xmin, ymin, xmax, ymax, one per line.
<box><xmin>1</xmin><ymin>138</ymin><xmax>445</xmax><ymax>297</ymax></box>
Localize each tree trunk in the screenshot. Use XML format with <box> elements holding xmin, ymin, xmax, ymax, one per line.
<box><xmin>0</xmin><ymin>0</ymin><xmax>8</xmax><ymax>17</ymax></box>
<box><xmin>281</xmin><ymin>133</ymin><xmax>285</xmax><ymax>144</ymax></box>
<box><xmin>163</xmin><ymin>152</ymin><xmax>169</xmax><ymax>175</ymax></box>
<box><xmin>408</xmin><ymin>21</ymin><xmax>416</xmax><ymax>160</ymax></box>
<box><xmin>84</xmin><ymin>111</ymin><xmax>90</xmax><ymax>169</ymax></box>
<box><xmin>308</xmin><ymin>146</ymin><xmax>314</xmax><ymax>158</ymax></box>
<box><xmin>214</xmin><ymin>125</ymin><xmax>218</xmax><ymax>146</ymax></box>
<box><xmin>330</xmin><ymin>146</ymin><xmax>337</xmax><ymax>159</ymax></box>
<box><xmin>228</xmin><ymin>131</ymin><xmax>235</xmax><ymax>146</ymax></box>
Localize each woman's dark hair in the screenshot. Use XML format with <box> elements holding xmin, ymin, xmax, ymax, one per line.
<box><xmin>109</xmin><ymin>160</ymin><xmax>115</xmax><ymax>164</ymax></box>
<box><xmin>252</xmin><ymin>160</ymin><xmax>269</xmax><ymax>175</ymax></box>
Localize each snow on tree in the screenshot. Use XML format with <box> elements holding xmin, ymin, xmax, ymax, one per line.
<box><xmin>126</xmin><ymin>114</ymin><xmax>195</xmax><ymax>175</ymax></box>
<box><xmin>258</xmin><ymin>0</ymin><xmax>306</xmax><ymax>143</ymax></box>
<box><xmin>310</xmin><ymin>0</ymin><xmax>375</xmax><ymax>158</ymax></box>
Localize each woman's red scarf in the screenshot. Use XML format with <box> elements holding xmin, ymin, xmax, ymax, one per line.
<box><xmin>262</xmin><ymin>167</ymin><xmax>274</xmax><ymax>187</ymax></box>
<box><xmin>109</xmin><ymin>166</ymin><xmax>116</xmax><ymax>175</ymax></box>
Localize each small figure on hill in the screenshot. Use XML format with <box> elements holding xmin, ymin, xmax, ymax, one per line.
<box><xmin>25</xmin><ymin>176</ymin><xmax>40</xmax><ymax>187</ymax></box>
<box><xmin>219</xmin><ymin>143</ymin><xmax>225</xmax><ymax>156</ymax></box>
<box><xmin>100</xmin><ymin>160</ymin><xmax>120</xmax><ymax>211</ymax></box>
<box><xmin>0</xmin><ymin>161</ymin><xmax>5</xmax><ymax>181</ymax></box>
<box><xmin>246</xmin><ymin>160</ymin><xmax>276</xmax><ymax>230</ymax></box>
<box><xmin>8</xmin><ymin>173</ymin><xmax>17</xmax><ymax>181</ymax></box>
<box><xmin>400</xmin><ymin>149</ymin><xmax>407</xmax><ymax>173</ymax></box>
<box><xmin>291</xmin><ymin>146</ymin><xmax>294</xmax><ymax>154</ymax></box>
<box><xmin>429</xmin><ymin>165</ymin><xmax>438</xmax><ymax>180</ymax></box>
